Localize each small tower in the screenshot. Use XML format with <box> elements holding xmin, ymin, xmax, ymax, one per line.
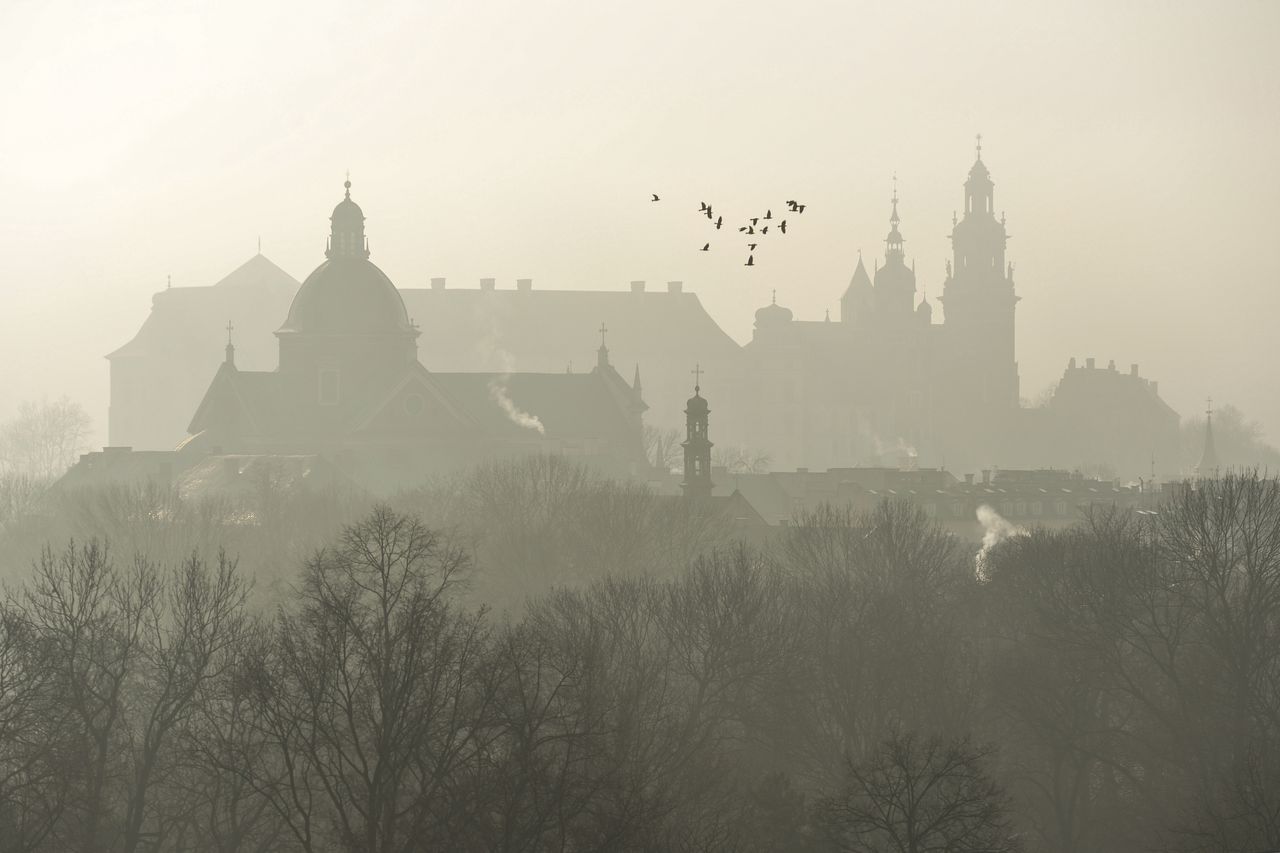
<box><xmin>1197</xmin><ymin>397</ymin><xmax>1221</xmax><ymax>478</ymax></box>
<box><xmin>224</xmin><ymin>320</ymin><xmax>236</xmax><ymax>368</ymax></box>
<box><xmin>597</xmin><ymin>322</ymin><xmax>610</xmax><ymax>369</ymax></box>
<box><xmin>681</xmin><ymin>364</ymin><xmax>713</xmax><ymax>499</ymax></box>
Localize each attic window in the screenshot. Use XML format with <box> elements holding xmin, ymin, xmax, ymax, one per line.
<box><xmin>318</xmin><ymin>368</ymin><xmax>340</xmax><ymax>406</ymax></box>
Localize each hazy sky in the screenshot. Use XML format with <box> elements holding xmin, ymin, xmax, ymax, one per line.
<box><xmin>2</xmin><ymin>0</ymin><xmax>1277</xmax><ymax>446</ymax></box>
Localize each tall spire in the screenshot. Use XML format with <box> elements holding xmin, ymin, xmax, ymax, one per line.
<box><xmin>1197</xmin><ymin>396</ymin><xmax>1221</xmax><ymax>477</ymax></box>
<box><xmin>885</xmin><ymin>173</ymin><xmax>905</xmax><ymax>261</ymax></box>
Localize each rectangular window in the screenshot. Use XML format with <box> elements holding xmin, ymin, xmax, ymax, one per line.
<box><xmin>318</xmin><ymin>368</ymin><xmax>340</xmax><ymax>406</ymax></box>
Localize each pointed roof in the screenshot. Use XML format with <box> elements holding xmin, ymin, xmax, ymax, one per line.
<box><xmin>845</xmin><ymin>253</ymin><xmax>872</xmax><ymax>294</ymax></box>
<box><xmin>1197</xmin><ymin>400</ymin><xmax>1221</xmax><ymax>476</ymax></box>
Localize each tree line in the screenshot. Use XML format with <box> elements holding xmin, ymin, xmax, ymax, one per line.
<box><xmin>1</xmin><ymin>465</ymin><xmax>1280</xmax><ymax>851</ymax></box>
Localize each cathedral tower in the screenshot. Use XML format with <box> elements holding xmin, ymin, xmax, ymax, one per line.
<box><xmin>939</xmin><ymin>137</ymin><xmax>1020</xmax><ymax>407</ymax></box>
<box><xmin>871</xmin><ymin>178</ymin><xmax>917</xmax><ymax>321</ymax></box>
<box><xmin>681</xmin><ymin>366</ymin><xmax>713</xmax><ymax>499</ymax></box>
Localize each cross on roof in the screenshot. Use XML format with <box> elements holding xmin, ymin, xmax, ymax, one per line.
<box><xmin>691</xmin><ymin>363</ymin><xmax>703</xmax><ymax>392</ymax></box>
<box><xmin>976</xmin><ymin>132</ymin><xmax>983</xmax><ymax>160</ymax></box>
<box><xmin>225</xmin><ymin>320</ymin><xmax>234</xmax><ymax>345</ymax></box>
<box><xmin>1206</xmin><ymin>396</ymin><xmax>1214</xmax><ymax>419</ymax></box>
<box><xmin>598</xmin><ymin>321</ymin><xmax>608</xmax><ymax>347</ymax></box>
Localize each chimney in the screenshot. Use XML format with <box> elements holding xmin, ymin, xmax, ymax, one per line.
<box><xmin>430</xmin><ymin>277</ymin><xmax>446</xmax><ymax>290</ymax></box>
<box><xmin>981</xmin><ymin>469</ymin><xmax>991</xmax><ymax>485</ymax></box>
<box><xmin>1086</xmin><ymin>357</ymin><xmax>1096</xmax><ymax>369</ymax></box>
<box><xmin>667</xmin><ymin>280</ymin><xmax>683</xmax><ymax>294</ymax></box>
<box><xmin>964</xmin><ymin>473</ymin><xmax>974</xmax><ymax>485</ymax></box>
<box><xmin>630</xmin><ymin>280</ymin><xmax>646</xmax><ymax>293</ymax></box>
<box><xmin>516</xmin><ymin>278</ymin><xmax>532</xmax><ymax>291</ymax></box>
<box><xmin>480</xmin><ymin>277</ymin><xmax>495</xmax><ymax>290</ymax></box>
<box><xmin>1068</xmin><ymin>357</ymin><xmax>1076</xmax><ymax>369</ymax></box>
<box><xmin>1108</xmin><ymin>359</ymin><xmax>1116</xmax><ymax>371</ymax></box>
<box><xmin>1130</xmin><ymin>363</ymin><xmax>1139</xmax><ymax>376</ymax></box>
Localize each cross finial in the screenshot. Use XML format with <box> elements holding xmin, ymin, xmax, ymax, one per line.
<box><xmin>771</xmin><ymin>288</ymin><xmax>777</xmax><ymax>305</ymax></box>
<box><xmin>891</xmin><ymin>172</ymin><xmax>898</xmax><ymax>203</ymax></box>
<box><xmin>257</xmin><ymin>236</ymin><xmax>261</xmax><ymax>255</ymax></box>
<box><xmin>598</xmin><ymin>321</ymin><xmax>608</xmax><ymax>347</ymax></box>
<box><xmin>1206</xmin><ymin>396</ymin><xmax>1214</xmax><ymax>419</ymax></box>
<box><xmin>225</xmin><ymin>320</ymin><xmax>234</xmax><ymax>345</ymax></box>
<box><xmin>976</xmin><ymin>133</ymin><xmax>983</xmax><ymax>161</ymax></box>
<box><xmin>691</xmin><ymin>363</ymin><xmax>703</xmax><ymax>393</ymax></box>
<box><xmin>166</xmin><ymin>274</ymin><xmax>171</xmax><ymax>289</ymax></box>
<box><xmin>344</xmin><ymin>170</ymin><xmax>351</xmax><ymax>197</ymax></box>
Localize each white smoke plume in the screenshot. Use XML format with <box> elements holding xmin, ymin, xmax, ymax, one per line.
<box><xmin>472</xmin><ymin>294</ymin><xmax>546</xmax><ymax>435</ymax></box>
<box><xmin>974</xmin><ymin>504</ymin><xmax>1025</xmax><ymax>582</ymax></box>
<box><xmin>487</xmin><ymin>349</ymin><xmax>545</xmax><ymax>435</ymax></box>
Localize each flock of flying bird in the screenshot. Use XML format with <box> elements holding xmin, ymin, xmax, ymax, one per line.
<box><xmin>650</xmin><ymin>194</ymin><xmax>807</xmax><ymax>266</ymax></box>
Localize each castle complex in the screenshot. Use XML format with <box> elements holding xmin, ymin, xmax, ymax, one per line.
<box><xmin>100</xmin><ymin>143</ymin><xmax>1180</xmax><ymax>490</ymax></box>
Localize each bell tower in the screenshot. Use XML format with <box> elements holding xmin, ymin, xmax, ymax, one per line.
<box><xmin>681</xmin><ymin>365</ymin><xmax>713</xmax><ymax>499</ymax></box>
<box><xmin>939</xmin><ymin>136</ymin><xmax>1020</xmax><ymax>408</ymax></box>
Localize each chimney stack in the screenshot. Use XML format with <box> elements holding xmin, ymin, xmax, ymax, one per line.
<box><xmin>1086</xmin><ymin>357</ymin><xmax>1096</xmax><ymax>369</ymax></box>
<box><xmin>516</xmin><ymin>278</ymin><xmax>532</xmax><ymax>291</ymax></box>
<box><xmin>667</xmin><ymin>280</ymin><xmax>683</xmax><ymax>294</ymax></box>
<box><xmin>430</xmin><ymin>277</ymin><xmax>446</xmax><ymax>290</ymax></box>
<box><xmin>1130</xmin><ymin>363</ymin><xmax>1139</xmax><ymax>376</ymax></box>
<box><xmin>480</xmin><ymin>277</ymin><xmax>495</xmax><ymax>290</ymax></box>
<box><xmin>981</xmin><ymin>469</ymin><xmax>991</xmax><ymax>485</ymax></box>
<box><xmin>630</xmin><ymin>280</ymin><xmax>646</xmax><ymax>293</ymax></box>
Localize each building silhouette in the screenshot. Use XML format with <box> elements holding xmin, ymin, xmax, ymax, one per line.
<box><xmin>101</xmin><ymin>142</ymin><xmax>1184</xmax><ymax>482</ymax></box>
<box><xmin>680</xmin><ymin>370</ymin><xmax>713</xmax><ymax>499</ymax></box>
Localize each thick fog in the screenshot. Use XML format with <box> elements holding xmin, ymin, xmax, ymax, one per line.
<box><xmin>1</xmin><ymin>0</ymin><xmax>1277</xmax><ymax>444</ymax></box>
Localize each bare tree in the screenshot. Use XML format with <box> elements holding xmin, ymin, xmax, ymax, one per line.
<box><xmin>817</xmin><ymin>731</ymin><xmax>1021</xmax><ymax>853</ymax></box>
<box><xmin>643</xmin><ymin>424</ymin><xmax>682</xmax><ymax>474</ymax></box>
<box><xmin>0</xmin><ymin>398</ymin><xmax>92</xmax><ymax>480</ymax></box>
<box><xmin>246</xmin><ymin>505</ymin><xmax>496</xmax><ymax>853</ymax></box>
<box><xmin>712</xmin><ymin>443</ymin><xmax>773</xmax><ymax>475</ymax></box>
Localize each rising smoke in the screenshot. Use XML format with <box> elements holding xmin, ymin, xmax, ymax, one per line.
<box><xmin>974</xmin><ymin>503</ymin><xmax>1025</xmax><ymax>582</ymax></box>
<box><xmin>473</xmin><ymin>292</ymin><xmax>547</xmax><ymax>435</ymax></box>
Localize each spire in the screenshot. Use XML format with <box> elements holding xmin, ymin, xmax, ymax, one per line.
<box><xmin>682</xmin><ymin>364</ymin><xmax>713</xmax><ymax>499</ymax></box>
<box><xmin>224</xmin><ymin>320</ymin><xmax>236</xmax><ymax>368</ymax></box>
<box><xmin>596</xmin><ymin>321</ymin><xmax>609</xmax><ymax>368</ymax></box>
<box><xmin>1197</xmin><ymin>396</ymin><xmax>1221</xmax><ymax>477</ymax></box>
<box><xmin>976</xmin><ymin>132</ymin><xmax>983</xmax><ymax>162</ymax></box>
<box><xmin>885</xmin><ymin>174</ymin><xmax>905</xmax><ymax>261</ymax></box>
<box><xmin>632</xmin><ymin>363</ymin><xmax>643</xmax><ymax>395</ymax></box>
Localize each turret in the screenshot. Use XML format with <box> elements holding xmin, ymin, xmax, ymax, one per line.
<box><xmin>681</xmin><ymin>365</ymin><xmax>714</xmax><ymax>499</ymax></box>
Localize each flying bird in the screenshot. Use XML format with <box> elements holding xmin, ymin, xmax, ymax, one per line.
<box><xmin>745</xmin><ymin>255</ymin><xmax>755</xmax><ymax>267</ymax></box>
<box><xmin>779</xmin><ymin>220</ymin><xmax>787</xmax><ymax>234</ymax></box>
<box><xmin>750</xmin><ymin>217</ymin><xmax>759</xmax><ymax>226</ymax></box>
<box><xmin>714</xmin><ymin>216</ymin><xmax>723</xmax><ymax>229</ymax></box>
<box><xmin>699</xmin><ymin>202</ymin><xmax>708</xmax><ymax>211</ymax></box>
<box><xmin>764</xmin><ymin>209</ymin><xmax>772</xmax><ymax>220</ymax></box>
<box><xmin>651</xmin><ymin>193</ymin><xmax>660</xmax><ymax>202</ymax></box>
<box><xmin>761</xmin><ymin>226</ymin><xmax>770</xmax><ymax>235</ymax></box>
<box><xmin>748</xmin><ymin>243</ymin><xmax>758</xmax><ymax>251</ymax></box>
<box><xmin>700</xmin><ymin>242</ymin><xmax>710</xmax><ymax>251</ymax></box>
<box><xmin>797</xmin><ymin>203</ymin><xmax>806</xmax><ymax>213</ymax></box>
<box><xmin>705</xmin><ymin>207</ymin><xmax>714</xmax><ymax>220</ymax></box>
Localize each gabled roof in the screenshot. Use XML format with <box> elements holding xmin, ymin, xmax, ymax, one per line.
<box><xmin>107</xmin><ymin>254</ymin><xmax>298</xmax><ymax>361</ymax></box>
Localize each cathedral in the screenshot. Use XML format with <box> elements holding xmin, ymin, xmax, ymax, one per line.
<box><xmin>103</xmin><ymin>179</ymin><xmax>650</xmax><ymax>492</ymax></box>
<box><xmin>736</xmin><ymin>141</ymin><xmax>1177</xmax><ymax>476</ymax></box>
<box><xmin>99</xmin><ymin>141</ymin><xmax>1181</xmax><ymax>486</ymax></box>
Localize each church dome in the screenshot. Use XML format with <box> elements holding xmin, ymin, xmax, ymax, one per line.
<box><xmin>279</xmin><ymin>258</ymin><xmax>414</xmax><ymax>336</ymax></box>
<box><xmin>686</xmin><ymin>389</ymin><xmax>709</xmax><ymax>414</ymax></box>
<box><xmin>277</xmin><ymin>178</ymin><xmax>415</xmax><ymax>337</ymax></box>
<box><xmin>754</xmin><ymin>293</ymin><xmax>793</xmax><ymax>328</ymax></box>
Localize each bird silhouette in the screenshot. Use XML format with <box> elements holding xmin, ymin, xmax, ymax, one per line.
<box><xmin>745</xmin><ymin>255</ymin><xmax>754</xmax><ymax>267</ymax></box>
<box><xmin>651</xmin><ymin>193</ymin><xmax>660</xmax><ymax>202</ymax></box>
<box><xmin>748</xmin><ymin>243</ymin><xmax>758</xmax><ymax>251</ymax></box>
<box><xmin>796</xmin><ymin>204</ymin><xmax>806</xmax><ymax>213</ymax></box>
<box><xmin>779</xmin><ymin>220</ymin><xmax>787</xmax><ymax>234</ymax></box>
<box><xmin>761</xmin><ymin>226</ymin><xmax>770</xmax><ymax>235</ymax></box>
<box><xmin>698</xmin><ymin>202</ymin><xmax>708</xmax><ymax>211</ymax></box>
<box><xmin>700</xmin><ymin>242</ymin><xmax>709</xmax><ymax>251</ymax></box>
<box><xmin>714</xmin><ymin>216</ymin><xmax>723</xmax><ymax>229</ymax></box>
<box><xmin>785</xmin><ymin>199</ymin><xmax>797</xmax><ymax>207</ymax></box>
<box><xmin>764</xmin><ymin>209</ymin><xmax>772</xmax><ymax>220</ymax></box>
<box><xmin>705</xmin><ymin>207</ymin><xmax>714</xmax><ymax>220</ymax></box>
<box><xmin>750</xmin><ymin>217</ymin><xmax>759</xmax><ymax>226</ymax></box>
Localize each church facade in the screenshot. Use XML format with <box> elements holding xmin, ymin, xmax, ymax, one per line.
<box><xmin>168</xmin><ymin>180</ymin><xmax>648</xmax><ymax>491</ymax></box>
